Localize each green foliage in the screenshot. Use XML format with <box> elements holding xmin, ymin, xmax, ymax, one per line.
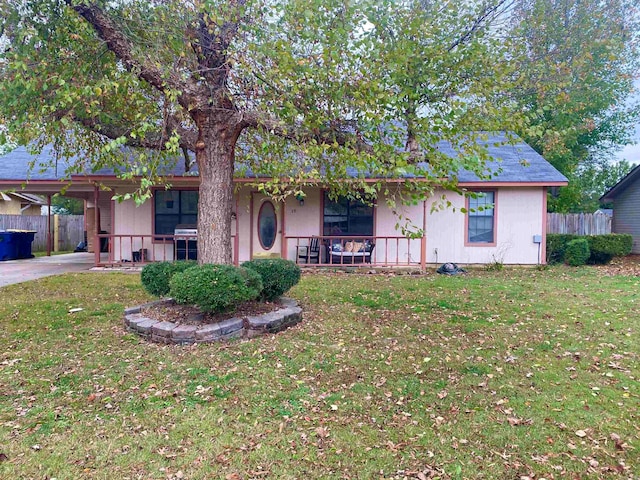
<box><xmin>564</xmin><ymin>238</ymin><xmax>590</xmax><ymax>266</ymax></box>
<box><xmin>169</xmin><ymin>264</ymin><xmax>262</xmax><ymax>313</ymax></box>
<box><xmin>547</xmin><ymin>233</ymin><xmax>633</xmax><ymax>265</ymax></box>
<box><xmin>587</xmin><ymin>234</ymin><xmax>633</xmax><ymax>264</ymax></box>
<box><xmin>546</xmin><ymin>234</ymin><xmax>579</xmax><ymax>264</ymax></box>
<box><xmin>509</xmin><ymin>0</ymin><xmax>640</xmax><ymax>212</ymax></box>
<box><xmin>484</xmin><ymin>260</ymin><xmax>504</xmax><ymax>272</ymax></box>
<box><xmin>0</xmin><ymin>0</ymin><xmax>526</xmax><ymax>264</ymax></box>
<box><xmin>242</xmin><ymin>258</ymin><xmax>301</xmax><ymax>301</ymax></box>
<box><xmin>140</xmin><ymin>261</ymin><xmax>196</xmax><ymax>297</ymax></box>
<box><xmin>549</xmin><ymin>158</ymin><xmax>635</xmax><ymax>213</ymax></box>
<box><xmin>51</xmin><ymin>194</ymin><xmax>84</xmax><ymax>215</ymax></box>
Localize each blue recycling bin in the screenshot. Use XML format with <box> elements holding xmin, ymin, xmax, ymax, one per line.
<box><xmin>10</xmin><ymin>230</ymin><xmax>36</xmax><ymax>259</ymax></box>
<box><xmin>0</xmin><ymin>231</ymin><xmax>18</xmax><ymax>261</ymax></box>
<box><xmin>0</xmin><ymin>230</ymin><xmax>37</xmax><ymax>260</ymax></box>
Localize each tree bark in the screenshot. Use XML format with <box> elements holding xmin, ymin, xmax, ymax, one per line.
<box><xmin>195</xmin><ymin>120</ymin><xmax>239</xmax><ymax>265</ymax></box>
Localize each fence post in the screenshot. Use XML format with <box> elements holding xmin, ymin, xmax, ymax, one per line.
<box><xmin>53</xmin><ymin>214</ymin><xmax>60</xmax><ymax>252</ymax></box>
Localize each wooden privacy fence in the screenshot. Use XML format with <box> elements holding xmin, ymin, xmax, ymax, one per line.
<box><xmin>0</xmin><ymin>214</ymin><xmax>84</xmax><ymax>251</ymax></box>
<box><xmin>547</xmin><ymin>212</ymin><xmax>611</xmax><ymax>235</ymax></box>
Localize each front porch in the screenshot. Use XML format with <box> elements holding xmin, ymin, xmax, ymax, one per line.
<box><xmin>92</xmin><ymin>233</ymin><xmax>427</xmax><ymax>270</ymax></box>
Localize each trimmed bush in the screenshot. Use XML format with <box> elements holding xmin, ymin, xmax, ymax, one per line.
<box><xmin>564</xmin><ymin>238</ymin><xmax>590</xmax><ymax>266</ymax></box>
<box><xmin>242</xmin><ymin>258</ymin><xmax>301</xmax><ymax>301</ymax></box>
<box><xmin>169</xmin><ymin>264</ymin><xmax>263</xmax><ymax>313</ymax></box>
<box><xmin>141</xmin><ymin>261</ymin><xmax>197</xmax><ymax>297</ymax></box>
<box><xmin>587</xmin><ymin>234</ymin><xmax>633</xmax><ymax>264</ymax></box>
<box><xmin>547</xmin><ymin>233</ymin><xmax>633</xmax><ymax>265</ymax></box>
<box><xmin>546</xmin><ymin>234</ymin><xmax>578</xmax><ymax>264</ymax></box>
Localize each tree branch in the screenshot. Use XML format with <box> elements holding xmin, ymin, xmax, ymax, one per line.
<box><xmin>447</xmin><ymin>0</ymin><xmax>515</xmax><ymax>52</ymax></box>
<box><xmin>70</xmin><ymin>2</ymin><xmax>208</xmax><ymax>113</ymax></box>
<box><xmin>66</xmin><ymin>112</ymin><xmax>197</xmax><ymax>151</ymax></box>
<box><xmin>240</xmin><ymin>111</ymin><xmax>374</xmax><ymax>154</ymax></box>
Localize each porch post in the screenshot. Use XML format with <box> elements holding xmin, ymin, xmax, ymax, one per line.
<box><xmin>281</xmin><ymin>201</ymin><xmax>287</xmax><ymax>262</ymax></box>
<box><xmin>46</xmin><ymin>194</ymin><xmax>52</xmax><ymax>257</ymax></box>
<box><xmin>94</xmin><ymin>184</ymin><xmax>100</xmax><ymax>266</ymax></box>
<box><xmin>420</xmin><ymin>200</ymin><xmax>427</xmax><ymax>272</ymax></box>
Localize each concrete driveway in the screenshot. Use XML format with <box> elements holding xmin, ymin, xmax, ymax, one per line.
<box><xmin>0</xmin><ymin>253</ymin><xmax>98</xmax><ymax>287</ymax></box>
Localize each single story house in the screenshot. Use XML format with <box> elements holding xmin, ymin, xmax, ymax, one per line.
<box><xmin>0</xmin><ymin>191</ymin><xmax>46</xmax><ymax>215</ymax></box>
<box><xmin>600</xmin><ymin>164</ymin><xmax>640</xmax><ymax>254</ymax></box>
<box><xmin>0</xmin><ymin>133</ymin><xmax>567</xmax><ymax>268</ymax></box>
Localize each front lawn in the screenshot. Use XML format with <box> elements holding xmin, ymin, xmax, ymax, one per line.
<box><xmin>0</xmin><ymin>267</ymin><xmax>638</xmax><ymax>479</ymax></box>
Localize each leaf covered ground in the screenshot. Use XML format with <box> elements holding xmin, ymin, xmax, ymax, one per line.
<box><xmin>0</xmin><ymin>265</ymin><xmax>638</xmax><ymax>479</ymax></box>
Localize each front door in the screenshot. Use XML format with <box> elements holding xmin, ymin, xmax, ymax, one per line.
<box><xmin>251</xmin><ymin>195</ymin><xmax>282</xmax><ymax>258</ymax></box>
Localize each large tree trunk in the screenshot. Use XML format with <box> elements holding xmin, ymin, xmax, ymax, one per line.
<box><xmin>195</xmin><ymin>121</ymin><xmax>238</xmax><ymax>265</ymax></box>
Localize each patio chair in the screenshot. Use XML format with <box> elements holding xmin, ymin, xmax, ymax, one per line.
<box><xmin>296</xmin><ymin>237</ymin><xmax>321</xmax><ymax>264</ymax></box>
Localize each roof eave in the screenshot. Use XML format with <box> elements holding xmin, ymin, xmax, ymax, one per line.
<box><xmin>599</xmin><ymin>164</ymin><xmax>640</xmax><ymax>202</ymax></box>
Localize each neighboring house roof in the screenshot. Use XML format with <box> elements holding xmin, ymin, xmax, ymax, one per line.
<box><xmin>0</xmin><ymin>191</ymin><xmax>46</xmax><ymax>204</ymax></box>
<box><xmin>1</xmin><ymin>132</ymin><xmax>567</xmax><ymax>186</ymax></box>
<box><xmin>600</xmin><ymin>164</ymin><xmax>640</xmax><ymax>202</ymax></box>
<box><xmin>594</xmin><ymin>208</ymin><xmax>613</xmax><ymax>216</ymax></box>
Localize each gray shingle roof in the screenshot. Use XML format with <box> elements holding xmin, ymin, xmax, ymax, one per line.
<box><xmin>1</xmin><ymin>132</ymin><xmax>567</xmax><ymax>184</ymax></box>
<box><xmin>436</xmin><ymin>132</ymin><xmax>567</xmax><ymax>183</ymax></box>
<box><xmin>600</xmin><ymin>164</ymin><xmax>640</xmax><ymax>201</ymax></box>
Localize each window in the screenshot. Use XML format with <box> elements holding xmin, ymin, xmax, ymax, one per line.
<box><xmin>154</xmin><ymin>190</ymin><xmax>198</xmax><ymax>236</ymax></box>
<box><xmin>257</xmin><ymin>201</ymin><xmax>277</xmax><ymax>249</ymax></box>
<box><xmin>467</xmin><ymin>191</ymin><xmax>496</xmax><ymax>244</ymax></box>
<box><xmin>323</xmin><ymin>193</ymin><xmax>374</xmax><ymax>236</ymax></box>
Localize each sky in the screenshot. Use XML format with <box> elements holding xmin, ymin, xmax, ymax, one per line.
<box><xmin>613</xmin><ymin>79</ymin><xmax>640</xmax><ymax>164</ymax></box>
<box><xmin>614</xmin><ymin>123</ymin><xmax>640</xmax><ymax>163</ymax></box>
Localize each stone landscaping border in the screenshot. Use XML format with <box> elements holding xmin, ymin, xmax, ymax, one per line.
<box><xmin>123</xmin><ymin>297</ymin><xmax>302</xmax><ymax>344</ymax></box>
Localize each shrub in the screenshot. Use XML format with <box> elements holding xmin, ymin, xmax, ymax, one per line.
<box><xmin>586</xmin><ymin>234</ymin><xmax>633</xmax><ymax>264</ymax></box>
<box><xmin>242</xmin><ymin>258</ymin><xmax>301</xmax><ymax>301</ymax></box>
<box><xmin>546</xmin><ymin>234</ymin><xmax>578</xmax><ymax>264</ymax></box>
<box><xmin>547</xmin><ymin>233</ymin><xmax>633</xmax><ymax>265</ymax></box>
<box><xmin>169</xmin><ymin>264</ymin><xmax>263</xmax><ymax>313</ymax></box>
<box><xmin>564</xmin><ymin>238</ymin><xmax>590</xmax><ymax>266</ymax></box>
<box><xmin>141</xmin><ymin>261</ymin><xmax>197</xmax><ymax>297</ymax></box>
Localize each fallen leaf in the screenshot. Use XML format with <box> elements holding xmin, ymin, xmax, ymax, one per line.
<box><xmin>575</xmin><ymin>430</ymin><xmax>587</xmax><ymax>438</ymax></box>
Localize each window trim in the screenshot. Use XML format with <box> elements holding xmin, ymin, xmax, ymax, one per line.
<box><xmin>152</xmin><ymin>187</ymin><xmax>199</xmax><ymax>243</ymax></box>
<box><xmin>321</xmin><ymin>191</ymin><xmax>375</xmax><ymax>237</ymax></box>
<box><xmin>464</xmin><ymin>189</ymin><xmax>497</xmax><ymax>247</ymax></box>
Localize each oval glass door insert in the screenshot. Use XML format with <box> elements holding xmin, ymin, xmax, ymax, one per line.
<box><xmin>258</xmin><ymin>201</ymin><xmax>277</xmax><ymax>250</ymax></box>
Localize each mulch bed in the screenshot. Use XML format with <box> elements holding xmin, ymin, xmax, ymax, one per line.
<box><xmin>142</xmin><ymin>300</ymin><xmax>282</xmax><ymax>326</ymax></box>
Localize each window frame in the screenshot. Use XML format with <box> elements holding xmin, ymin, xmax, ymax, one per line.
<box><xmin>152</xmin><ymin>187</ymin><xmax>199</xmax><ymax>242</ymax></box>
<box><xmin>321</xmin><ymin>192</ymin><xmax>375</xmax><ymax>237</ymax></box>
<box><xmin>464</xmin><ymin>190</ymin><xmax>497</xmax><ymax>247</ymax></box>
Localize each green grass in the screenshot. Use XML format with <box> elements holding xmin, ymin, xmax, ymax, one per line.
<box><xmin>0</xmin><ymin>268</ymin><xmax>638</xmax><ymax>479</ymax></box>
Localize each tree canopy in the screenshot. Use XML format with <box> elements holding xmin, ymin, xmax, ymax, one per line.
<box><xmin>507</xmin><ymin>0</ymin><xmax>640</xmax><ymax>212</ymax></box>
<box><xmin>1</xmin><ymin>0</ymin><xmax>521</xmax><ymax>263</ymax></box>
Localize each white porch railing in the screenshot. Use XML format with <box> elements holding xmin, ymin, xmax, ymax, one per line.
<box><xmin>95</xmin><ymin>234</ymin><xmax>237</xmax><ymax>266</ymax></box>
<box><xmin>286</xmin><ymin>235</ymin><xmax>426</xmax><ymax>269</ymax></box>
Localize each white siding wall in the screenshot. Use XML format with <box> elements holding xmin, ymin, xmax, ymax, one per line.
<box><xmin>426</xmin><ymin>187</ymin><xmax>544</xmax><ymax>265</ymax></box>
<box><xmin>374</xmin><ymin>194</ymin><xmax>424</xmax><ymax>265</ymax></box>
<box><xmin>111</xmin><ymin>185</ymin><xmax>546</xmax><ymax>265</ymax></box>
<box><xmin>612</xmin><ymin>181</ymin><xmax>640</xmax><ymax>254</ymax></box>
<box><xmin>112</xmin><ymin>191</ymin><xmax>173</xmax><ymax>262</ymax></box>
<box><xmin>280</xmin><ymin>188</ymin><xmax>322</xmax><ymax>262</ymax></box>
